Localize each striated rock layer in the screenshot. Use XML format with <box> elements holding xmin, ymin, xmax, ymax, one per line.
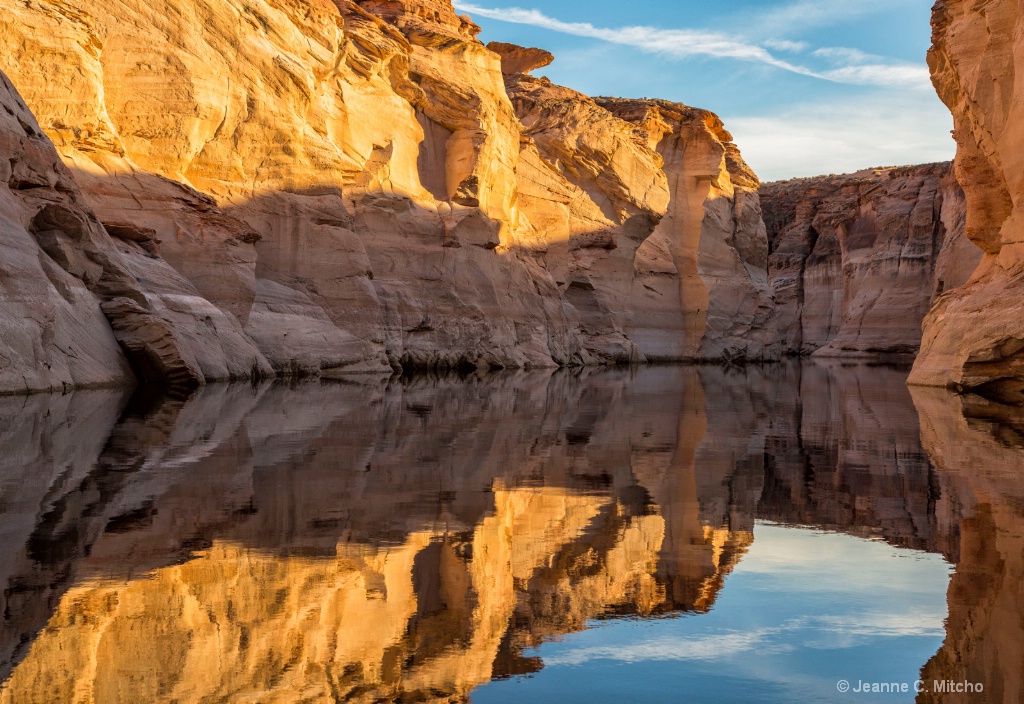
<box><xmin>910</xmin><ymin>0</ymin><xmax>1024</xmax><ymax>396</ymax></box>
<box><xmin>0</xmin><ymin>0</ymin><xmax>778</xmax><ymax>392</ymax></box>
<box><xmin>761</xmin><ymin>163</ymin><xmax>979</xmax><ymax>357</ymax></box>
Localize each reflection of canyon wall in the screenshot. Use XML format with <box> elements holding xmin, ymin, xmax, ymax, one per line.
<box><xmin>761</xmin><ymin>163</ymin><xmax>979</xmax><ymax>357</ymax></box>
<box><xmin>912</xmin><ymin>390</ymin><xmax>1024</xmax><ymax>704</ymax></box>
<box><xmin>756</xmin><ymin>362</ymin><xmax>960</xmax><ymax>560</ymax></box>
<box><xmin>911</xmin><ymin>0</ymin><xmax>1024</xmax><ymax>395</ymax></box>
<box><xmin>0</xmin><ymin>0</ymin><xmax>777</xmax><ymax>394</ymax></box>
<box><xmin>0</xmin><ymin>369</ymin><xmax>756</xmax><ymax>702</ymax></box>
<box><xmin>0</xmin><ymin>362</ymin><xmax>969</xmax><ymax>702</ymax></box>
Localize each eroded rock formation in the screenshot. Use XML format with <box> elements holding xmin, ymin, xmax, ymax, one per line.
<box><xmin>761</xmin><ymin>163</ymin><xmax>978</xmax><ymax>357</ymax></box>
<box><xmin>910</xmin><ymin>0</ymin><xmax>1024</xmax><ymax>396</ymax></box>
<box><xmin>0</xmin><ymin>0</ymin><xmax>778</xmax><ymax>393</ymax></box>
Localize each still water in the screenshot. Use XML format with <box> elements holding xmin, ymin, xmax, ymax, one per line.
<box><xmin>0</xmin><ymin>362</ymin><xmax>1020</xmax><ymax>703</ymax></box>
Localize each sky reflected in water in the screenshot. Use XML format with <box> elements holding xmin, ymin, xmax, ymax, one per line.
<box><xmin>476</xmin><ymin>524</ymin><xmax>951</xmax><ymax>703</ymax></box>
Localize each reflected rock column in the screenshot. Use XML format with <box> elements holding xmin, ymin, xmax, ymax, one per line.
<box><xmin>912</xmin><ymin>389</ymin><xmax>1024</xmax><ymax>704</ymax></box>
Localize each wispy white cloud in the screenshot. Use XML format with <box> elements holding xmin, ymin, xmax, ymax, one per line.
<box><xmin>454</xmin><ymin>2</ymin><xmax>931</xmax><ymax>89</ymax></box>
<box><xmin>740</xmin><ymin>0</ymin><xmax>916</xmax><ymax>35</ymax></box>
<box><xmin>763</xmin><ymin>39</ymin><xmax>810</xmax><ymax>53</ymax></box>
<box><xmin>455</xmin><ymin>2</ymin><xmax>814</xmax><ymax>74</ymax></box>
<box><xmin>818</xmin><ymin>63</ymin><xmax>931</xmax><ymax>87</ymax></box>
<box><xmin>541</xmin><ymin>609</ymin><xmax>943</xmax><ymax>668</ymax></box>
<box><xmin>543</xmin><ymin>628</ymin><xmax>795</xmax><ymax>666</ymax></box>
<box><xmin>726</xmin><ymin>94</ymin><xmax>954</xmax><ymax>182</ymax></box>
<box><xmin>812</xmin><ymin>46</ymin><xmax>876</xmax><ymax>63</ymax></box>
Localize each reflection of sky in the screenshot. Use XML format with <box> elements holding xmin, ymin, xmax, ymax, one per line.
<box><xmin>457</xmin><ymin>0</ymin><xmax>952</xmax><ymax>181</ymax></box>
<box><xmin>473</xmin><ymin>522</ymin><xmax>952</xmax><ymax>703</ymax></box>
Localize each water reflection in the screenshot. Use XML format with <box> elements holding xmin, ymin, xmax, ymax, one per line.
<box><xmin>0</xmin><ymin>363</ymin><xmax>1016</xmax><ymax>702</ymax></box>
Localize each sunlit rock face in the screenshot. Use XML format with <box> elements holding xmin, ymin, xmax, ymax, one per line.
<box><xmin>910</xmin><ymin>0</ymin><xmax>1024</xmax><ymax>396</ymax></box>
<box><xmin>761</xmin><ymin>163</ymin><xmax>978</xmax><ymax>357</ymax></box>
<box><xmin>595</xmin><ymin>99</ymin><xmax>777</xmax><ymax>361</ymax></box>
<box><xmin>0</xmin><ymin>363</ymin><xmax>976</xmax><ymax>702</ymax></box>
<box><xmin>503</xmin><ymin>76</ymin><xmax>780</xmax><ymax>361</ymax></box>
<box><xmin>0</xmin><ymin>0</ymin><xmax>776</xmax><ymax>387</ymax></box>
<box><xmin>0</xmin><ymin>71</ymin><xmax>271</xmax><ymax>393</ymax></box>
<box><xmin>912</xmin><ymin>389</ymin><xmax>1024</xmax><ymax>704</ymax></box>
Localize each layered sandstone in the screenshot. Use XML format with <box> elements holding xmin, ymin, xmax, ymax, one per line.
<box><xmin>0</xmin><ymin>0</ymin><xmax>777</xmax><ymax>392</ymax></box>
<box><xmin>504</xmin><ymin>77</ymin><xmax>778</xmax><ymax>361</ymax></box>
<box><xmin>910</xmin><ymin>0</ymin><xmax>1024</xmax><ymax>396</ymax></box>
<box><xmin>761</xmin><ymin>163</ymin><xmax>979</xmax><ymax>357</ymax></box>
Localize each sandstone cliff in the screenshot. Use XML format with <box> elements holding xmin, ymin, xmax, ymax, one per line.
<box><xmin>761</xmin><ymin>163</ymin><xmax>979</xmax><ymax>357</ymax></box>
<box><xmin>0</xmin><ymin>0</ymin><xmax>778</xmax><ymax>392</ymax></box>
<box><xmin>910</xmin><ymin>0</ymin><xmax>1024</xmax><ymax>396</ymax></box>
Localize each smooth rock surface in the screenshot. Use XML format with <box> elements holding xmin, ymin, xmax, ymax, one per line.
<box><xmin>0</xmin><ymin>72</ymin><xmax>131</xmax><ymax>394</ymax></box>
<box><xmin>0</xmin><ymin>70</ymin><xmax>272</xmax><ymax>393</ymax></box>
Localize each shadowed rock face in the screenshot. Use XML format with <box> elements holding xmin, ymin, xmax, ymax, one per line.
<box><xmin>761</xmin><ymin>163</ymin><xmax>979</xmax><ymax>358</ymax></box>
<box><xmin>0</xmin><ymin>0</ymin><xmax>778</xmax><ymax>392</ymax></box>
<box><xmin>0</xmin><ymin>362</ymin><xmax>986</xmax><ymax>702</ymax></box>
<box><xmin>0</xmin><ymin>71</ymin><xmax>131</xmax><ymax>393</ymax></box>
<box><xmin>910</xmin><ymin>0</ymin><xmax>1024</xmax><ymax>397</ymax></box>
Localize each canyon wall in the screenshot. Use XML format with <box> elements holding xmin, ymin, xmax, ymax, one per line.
<box><xmin>910</xmin><ymin>0</ymin><xmax>1024</xmax><ymax>396</ymax></box>
<box><xmin>761</xmin><ymin>163</ymin><xmax>979</xmax><ymax>357</ymax></box>
<box><xmin>0</xmin><ymin>0</ymin><xmax>779</xmax><ymax>393</ymax></box>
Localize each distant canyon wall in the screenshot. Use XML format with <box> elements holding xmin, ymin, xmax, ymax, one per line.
<box><xmin>909</xmin><ymin>0</ymin><xmax>1024</xmax><ymax>397</ymax></box>
<box><xmin>0</xmin><ymin>0</ymin><xmax>779</xmax><ymax>394</ymax></box>
<box><xmin>761</xmin><ymin>163</ymin><xmax>979</xmax><ymax>357</ymax></box>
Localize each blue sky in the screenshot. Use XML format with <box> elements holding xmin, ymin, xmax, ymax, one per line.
<box><xmin>456</xmin><ymin>0</ymin><xmax>953</xmax><ymax>181</ymax></box>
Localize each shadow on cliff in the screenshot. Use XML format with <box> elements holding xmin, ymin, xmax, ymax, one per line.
<box><xmin>67</xmin><ymin>167</ymin><xmax>729</xmax><ymax>383</ymax></box>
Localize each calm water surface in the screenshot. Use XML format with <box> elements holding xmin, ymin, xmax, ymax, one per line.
<box><xmin>0</xmin><ymin>362</ymin><xmax>1020</xmax><ymax>703</ymax></box>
